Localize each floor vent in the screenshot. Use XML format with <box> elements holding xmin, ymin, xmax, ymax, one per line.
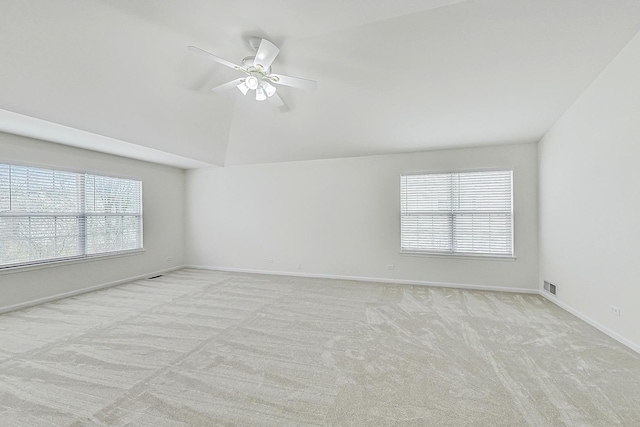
<box><xmin>544</xmin><ymin>281</ymin><xmax>557</xmax><ymax>296</ymax></box>
<box><xmin>147</xmin><ymin>275</ymin><xmax>164</xmax><ymax>280</ymax></box>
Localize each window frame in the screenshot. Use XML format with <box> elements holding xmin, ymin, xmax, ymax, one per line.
<box><xmin>0</xmin><ymin>162</ymin><xmax>144</xmax><ymax>271</ymax></box>
<box><xmin>399</xmin><ymin>168</ymin><xmax>515</xmax><ymax>260</ymax></box>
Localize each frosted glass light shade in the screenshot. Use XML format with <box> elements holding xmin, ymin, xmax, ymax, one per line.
<box><xmin>263</xmin><ymin>82</ymin><xmax>277</xmax><ymax>97</ymax></box>
<box><xmin>255</xmin><ymin>87</ymin><xmax>267</xmax><ymax>101</ymax></box>
<box><xmin>245</xmin><ymin>75</ymin><xmax>259</xmax><ymax>90</ymax></box>
<box><xmin>237</xmin><ymin>81</ymin><xmax>249</xmax><ymax>95</ymax></box>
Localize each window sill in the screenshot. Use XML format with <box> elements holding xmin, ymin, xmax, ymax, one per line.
<box><xmin>399</xmin><ymin>251</ymin><xmax>517</xmax><ymax>261</ymax></box>
<box><xmin>0</xmin><ymin>249</ymin><xmax>146</xmax><ymax>276</ymax></box>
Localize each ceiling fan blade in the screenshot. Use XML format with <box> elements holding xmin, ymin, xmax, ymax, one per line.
<box><xmin>211</xmin><ymin>78</ymin><xmax>245</xmax><ymax>92</ymax></box>
<box><xmin>270</xmin><ymin>73</ymin><xmax>317</xmax><ymax>91</ymax></box>
<box><xmin>267</xmin><ymin>92</ymin><xmax>285</xmax><ymax>108</ymax></box>
<box><xmin>187</xmin><ymin>46</ymin><xmax>244</xmax><ymax>71</ymax></box>
<box><xmin>253</xmin><ymin>39</ymin><xmax>280</xmax><ymax>71</ymax></box>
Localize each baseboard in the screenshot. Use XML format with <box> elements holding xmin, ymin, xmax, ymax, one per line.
<box><xmin>0</xmin><ymin>265</ymin><xmax>186</xmax><ymax>315</ymax></box>
<box><xmin>185</xmin><ymin>264</ymin><xmax>538</xmax><ymax>294</ymax></box>
<box><xmin>539</xmin><ymin>291</ymin><xmax>640</xmax><ymax>355</ymax></box>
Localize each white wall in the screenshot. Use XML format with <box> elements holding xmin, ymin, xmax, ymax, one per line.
<box><xmin>539</xmin><ymin>32</ymin><xmax>640</xmax><ymax>351</ymax></box>
<box><xmin>0</xmin><ymin>132</ymin><xmax>185</xmax><ymax>311</ymax></box>
<box><xmin>186</xmin><ymin>143</ymin><xmax>538</xmax><ymax>291</ymax></box>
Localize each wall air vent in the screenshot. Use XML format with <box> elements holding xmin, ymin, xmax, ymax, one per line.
<box><xmin>544</xmin><ymin>281</ymin><xmax>557</xmax><ymax>296</ymax></box>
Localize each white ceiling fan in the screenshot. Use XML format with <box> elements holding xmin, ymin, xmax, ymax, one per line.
<box><xmin>187</xmin><ymin>37</ymin><xmax>317</xmax><ymax>108</ymax></box>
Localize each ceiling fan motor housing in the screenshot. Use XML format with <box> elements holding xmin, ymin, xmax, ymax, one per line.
<box><xmin>242</xmin><ymin>56</ymin><xmax>271</xmax><ymax>75</ymax></box>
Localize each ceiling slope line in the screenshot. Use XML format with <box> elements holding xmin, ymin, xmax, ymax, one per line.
<box><xmin>0</xmin><ymin>109</ymin><xmax>215</xmax><ymax>170</ymax></box>
<box><xmin>538</xmin><ymin>29</ymin><xmax>640</xmax><ymax>144</ymax></box>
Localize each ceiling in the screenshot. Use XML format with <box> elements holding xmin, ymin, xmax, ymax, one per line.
<box><xmin>1</xmin><ymin>0</ymin><xmax>640</xmax><ymax>168</ymax></box>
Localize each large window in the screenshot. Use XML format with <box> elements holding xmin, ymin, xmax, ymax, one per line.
<box><xmin>400</xmin><ymin>170</ymin><xmax>513</xmax><ymax>257</ymax></box>
<box><xmin>0</xmin><ymin>163</ymin><xmax>142</xmax><ymax>269</ymax></box>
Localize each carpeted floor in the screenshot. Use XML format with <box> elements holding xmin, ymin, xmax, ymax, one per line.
<box><xmin>0</xmin><ymin>268</ymin><xmax>639</xmax><ymax>426</ymax></box>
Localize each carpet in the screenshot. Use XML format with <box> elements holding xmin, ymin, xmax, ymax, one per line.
<box><xmin>0</xmin><ymin>268</ymin><xmax>639</xmax><ymax>426</ymax></box>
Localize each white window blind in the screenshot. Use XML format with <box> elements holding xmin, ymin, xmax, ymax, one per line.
<box><xmin>0</xmin><ymin>164</ymin><xmax>142</xmax><ymax>269</ymax></box>
<box><xmin>400</xmin><ymin>170</ymin><xmax>513</xmax><ymax>257</ymax></box>
<box><xmin>85</xmin><ymin>174</ymin><xmax>143</xmax><ymax>255</ymax></box>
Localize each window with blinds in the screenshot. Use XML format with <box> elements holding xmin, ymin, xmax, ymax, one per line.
<box><xmin>0</xmin><ymin>163</ymin><xmax>142</xmax><ymax>269</ymax></box>
<box><xmin>400</xmin><ymin>170</ymin><xmax>513</xmax><ymax>257</ymax></box>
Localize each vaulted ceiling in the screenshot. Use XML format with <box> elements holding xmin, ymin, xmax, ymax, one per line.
<box><xmin>1</xmin><ymin>0</ymin><xmax>640</xmax><ymax>168</ymax></box>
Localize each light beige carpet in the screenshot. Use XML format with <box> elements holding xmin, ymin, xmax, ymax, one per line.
<box><xmin>0</xmin><ymin>268</ymin><xmax>639</xmax><ymax>426</ymax></box>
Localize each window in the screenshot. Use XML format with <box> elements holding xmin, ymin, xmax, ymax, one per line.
<box><xmin>400</xmin><ymin>170</ymin><xmax>513</xmax><ymax>257</ymax></box>
<box><xmin>0</xmin><ymin>163</ymin><xmax>142</xmax><ymax>269</ymax></box>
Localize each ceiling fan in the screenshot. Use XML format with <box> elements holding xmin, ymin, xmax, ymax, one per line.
<box><xmin>187</xmin><ymin>37</ymin><xmax>317</xmax><ymax>108</ymax></box>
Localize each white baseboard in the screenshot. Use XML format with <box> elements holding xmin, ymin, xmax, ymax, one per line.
<box><xmin>185</xmin><ymin>264</ymin><xmax>538</xmax><ymax>294</ymax></box>
<box><xmin>0</xmin><ymin>265</ymin><xmax>186</xmax><ymax>315</ymax></box>
<box><xmin>539</xmin><ymin>291</ymin><xmax>640</xmax><ymax>355</ymax></box>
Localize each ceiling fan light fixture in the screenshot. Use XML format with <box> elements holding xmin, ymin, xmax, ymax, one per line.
<box><xmin>262</xmin><ymin>81</ymin><xmax>276</xmax><ymax>97</ymax></box>
<box><xmin>245</xmin><ymin>75</ymin><xmax>260</xmax><ymax>90</ymax></box>
<box><xmin>255</xmin><ymin>87</ymin><xmax>267</xmax><ymax>101</ymax></box>
<box><xmin>188</xmin><ymin>37</ymin><xmax>317</xmax><ymax>109</ymax></box>
<box><xmin>237</xmin><ymin>81</ymin><xmax>249</xmax><ymax>95</ymax></box>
